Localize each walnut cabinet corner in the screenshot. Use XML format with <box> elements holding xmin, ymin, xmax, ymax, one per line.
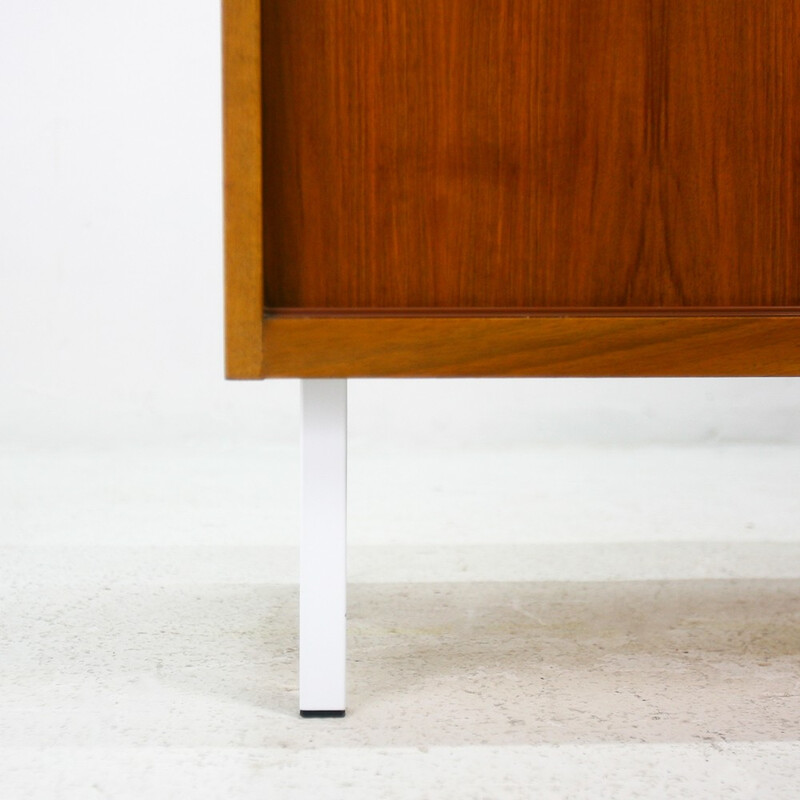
<box><xmin>222</xmin><ymin>0</ymin><xmax>800</xmax><ymax>716</ymax></box>
<box><xmin>224</xmin><ymin>0</ymin><xmax>800</xmax><ymax>380</ymax></box>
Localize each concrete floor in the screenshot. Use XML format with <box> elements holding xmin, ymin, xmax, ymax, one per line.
<box><xmin>1</xmin><ymin>441</ymin><xmax>799</xmax><ymax>798</ymax></box>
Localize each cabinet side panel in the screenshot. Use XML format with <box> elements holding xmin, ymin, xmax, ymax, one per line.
<box><xmin>223</xmin><ymin>0</ymin><xmax>264</xmax><ymax>378</ymax></box>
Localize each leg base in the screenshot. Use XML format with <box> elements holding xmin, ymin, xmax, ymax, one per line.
<box><xmin>300</xmin><ymin>709</ymin><xmax>346</xmax><ymax>718</ymax></box>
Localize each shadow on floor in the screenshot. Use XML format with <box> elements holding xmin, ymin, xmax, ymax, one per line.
<box><xmin>4</xmin><ymin>576</ymin><xmax>799</xmax><ymax>747</ymax></box>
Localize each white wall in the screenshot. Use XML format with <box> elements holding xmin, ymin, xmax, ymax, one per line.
<box><xmin>2</xmin><ymin>0</ymin><xmax>798</xmax><ymax>451</ymax></box>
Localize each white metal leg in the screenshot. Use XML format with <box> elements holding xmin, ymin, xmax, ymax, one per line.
<box><xmin>299</xmin><ymin>379</ymin><xmax>347</xmax><ymax>717</ymax></box>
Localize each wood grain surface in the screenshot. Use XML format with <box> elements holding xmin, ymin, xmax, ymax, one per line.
<box><xmin>260</xmin><ymin>0</ymin><xmax>800</xmax><ymax>311</ymax></box>
<box><xmin>223</xmin><ymin>0</ymin><xmax>264</xmax><ymax>378</ymax></box>
<box><xmin>261</xmin><ymin>316</ymin><xmax>800</xmax><ymax>377</ymax></box>
<box><xmin>225</xmin><ymin>1</ymin><xmax>800</xmax><ymax>377</ymax></box>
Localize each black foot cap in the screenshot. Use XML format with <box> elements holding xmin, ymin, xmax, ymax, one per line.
<box><xmin>300</xmin><ymin>709</ymin><xmax>346</xmax><ymax>718</ymax></box>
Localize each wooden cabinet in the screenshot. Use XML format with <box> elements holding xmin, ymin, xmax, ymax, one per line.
<box><xmin>224</xmin><ymin>0</ymin><xmax>800</xmax><ymax>379</ymax></box>
<box><xmin>223</xmin><ymin>0</ymin><xmax>800</xmax><ymax>716</ymax></box>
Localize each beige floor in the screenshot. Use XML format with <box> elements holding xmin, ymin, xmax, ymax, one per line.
<box><xmin>1</xmin><ymin>441</ymin><xmax>799</xmax><ymax>798</ymax></box>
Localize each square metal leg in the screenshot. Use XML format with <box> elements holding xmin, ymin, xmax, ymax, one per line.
<box><xmin>299</xmin><ymin>379</ymin><xmax>347</xmax><ymax>717</ymax></box>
